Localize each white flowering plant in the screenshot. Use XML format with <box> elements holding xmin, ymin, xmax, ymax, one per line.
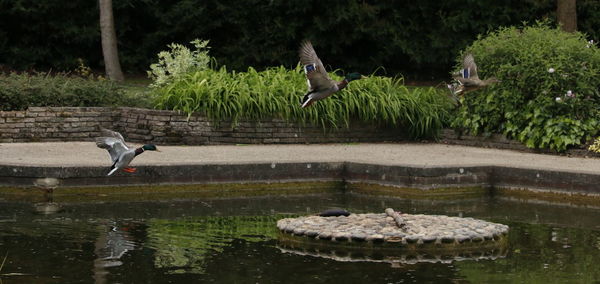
<box><xmin>147</xmin><ymin>39</ymin><xmax>212</xmax><ymax>88</ymax></box>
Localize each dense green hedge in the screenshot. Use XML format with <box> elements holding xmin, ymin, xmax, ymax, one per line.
<box><xmin>452</xmin><ymin>23</ymin><xmax>600</xmax><ymax>152</ymax></box>
<box><xmin>1</xmin><ymin>0</ymin><xmax>599</xmax><ymax>79</ymax></box>
<box><xmin>0</xmin><ymin>72</ymin><xmax>134</xmax><ymax>110</ymax></box>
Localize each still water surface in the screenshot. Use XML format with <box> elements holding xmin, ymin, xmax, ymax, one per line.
<box><xmin>1</xmin><ymin>192</ymin><xmax>600</xmax><ymax>283</ymax></box>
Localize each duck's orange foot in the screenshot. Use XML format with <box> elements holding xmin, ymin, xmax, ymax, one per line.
<box><xmin>122</xmin><ymin>167</ymin><xmax>137</xmax><ymax>173</ymax></box>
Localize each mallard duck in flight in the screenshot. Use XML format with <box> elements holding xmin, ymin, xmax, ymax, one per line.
<box><xmin>299</xmin><ymin>41</ymin><xmax>365</xmax><ymax>108</ymax></box>
<box><xmin>448</xmin><ymin>53</ymin><xmax>500</xmax><ymax>97</ymax></box>
<box><xmin>95</xmin><ymin>129</ymin><xmax>159</xmax><ymax>176</ymax></box>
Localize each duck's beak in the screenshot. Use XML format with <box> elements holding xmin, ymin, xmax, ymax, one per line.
<box><xmin>155</xmin><ymin>149</ymin><xmax>162</xmax><ymax>152</ymax></box>
<box><xmin>361</xmin><ymin>75</ymin><xmax>368</xmax><ymax>79</ymax></box>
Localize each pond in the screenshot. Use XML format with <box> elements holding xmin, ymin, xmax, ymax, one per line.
<box><xmin>1</xmin><ymin>191</ymin><xmax>600</xmax><ymax>283</ymax></box>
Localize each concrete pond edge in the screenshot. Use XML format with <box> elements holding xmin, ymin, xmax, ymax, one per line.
<box><xmin>1</xmin><ymin>161</ymin><xmax>600</xmax><ymax>205</ymax></box>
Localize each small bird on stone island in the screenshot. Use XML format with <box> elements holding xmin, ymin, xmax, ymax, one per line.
<box><xmin>318</xmin><ymin>208</ymin><xmax>351</xmax><ymax>217</ymax></box>
<box><xmin>299</xmin><ymin>41</ymin><xmax>366</xmax><ymax>108</ymax></box>
<box><xmin>447</xmin><ymin>53</ymin><xmax>500</xmax><ymax>103</ymax></box>
<box><xmin>95</xmin><ymin>129</ymin><xmax>160</xmax><ymax>176</ymax></box>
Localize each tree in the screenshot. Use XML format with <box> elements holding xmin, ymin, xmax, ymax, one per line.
<box><xmin>99</xmin><ymin>0</ymin><xmax>124</xmax><ymax>81</ymax></box>
<box><xmin>557</xmin><ymin>0</ymin><xmax>577</xmax><ymax>32</ymax></box>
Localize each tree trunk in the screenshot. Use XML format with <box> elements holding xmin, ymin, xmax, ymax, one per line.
<box><xmin>99</xmin><ymin>0</ymin><xmax>124</xmax><ymax>82</ymax></box>
<box><xmin>557</xmin><ymin>0</ymin><xmax>577</xmax><ymax>33</ymax></box>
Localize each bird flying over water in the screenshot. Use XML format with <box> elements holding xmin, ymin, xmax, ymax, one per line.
<box><xmin>298</xmin><ymin>41</ymin><xmax>365</xmax><ymax>108</ymax></box>
<box><xmin>95</xmin><ymin>129</ymin><xmax>159</xmax><ymax>176</ymax></box>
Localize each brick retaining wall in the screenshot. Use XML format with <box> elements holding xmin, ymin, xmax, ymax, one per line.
<box><xmin>0</xmin><ymin>107</ymin><xmax>404</xmax><ymax>144</ymax></box>
<box><xmin>438</xmin><ymin>129</ymin><xmax>594</xmax><ymax>157</ymax></box>
<box><xmin>0</xmin><ymin>107</ymin><xmax>596</xmax><ymax>157</ymax></box>
<box><xmin>439</xmin><ymin>129</ymin><xmax>529</xmax><ymax>151</ymax></box>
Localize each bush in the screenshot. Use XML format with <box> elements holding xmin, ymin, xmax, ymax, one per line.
<box><xmin>452</xmin><ymin>22</ymin><xmax>600</xmax><ymax>151</ymax></box>
<box><xmin>147</xmin><ymin>39</ymin><xmax>211</xmax><ymax>88</ymax></box>
<box><xmin>153</xmin><ymin>66</ymin><xmax>453</xmax><ymax>138</ymax></box>
<box><xmin>0</xmin><ymin>72</ymin><xmax>127</xmax><ymax>110</ymax></box>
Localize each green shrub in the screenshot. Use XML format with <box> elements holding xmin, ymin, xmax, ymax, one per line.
<box><xmin>153</xmin><ymin>66</ymin><xmax>453</xmax><ymax>138</ymax></box>
<box><xmin>147</xmin><ymin>39</ymin><xmax>212</xmax><ymax>88</ymax></box>
<box><xmin>452</xmin><ymin>22</ymin><xmax>600</xmax><ymax>151</ymax></box>
<box><xmin>0</xmin><ymin>72</ymin><xmax>127</xmax><ymax>110</ymax></box>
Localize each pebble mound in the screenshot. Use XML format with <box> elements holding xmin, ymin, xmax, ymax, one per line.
<box><xmin>277</xmin><ymin>208</ymin><xmax>509</xmax><ymax>247</ymax></box>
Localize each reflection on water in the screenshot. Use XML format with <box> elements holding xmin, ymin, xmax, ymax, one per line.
<box><xmin>33</xmin><ymin>202</ymin><xmax>62</xmax><ymax>215</ymax></box>
<box><xmin>276</xmin><ymin>244</ymin><xmax>508</xmax><ymax>266</ymax></box>
<box><xmin>147</xmin><ymin>216</ymin><xmax>280</xmax><ymax>274</ymax></box>
<box><xmin>93</xmin><ymin>222</ymin><xmax>137</xmax><ymax>284</ymax></box>
<box><xmin>0</xmin><ymin>193</ymin><xmax>599</xmax><ymax>283</ymax></box>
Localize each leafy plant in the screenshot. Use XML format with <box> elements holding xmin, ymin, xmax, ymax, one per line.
<box><xmin>588</xmin><ymin>137</ymin><xmax>600</xmax><ymax>153</ymax></box>
<box><xmin>147</xmin><ymin>39</ymin><xmax>212</xmax><ymax>88</ymax></box>
<box><xmin>153</xmin><ymin>65</ymin><xmax>453</xmax><ymax>138</ymax></box>
<box><xmin>0</xmin><ymin>72</ymin><xmax>130</xmax><ymax>111</ymax></box>
<box><xmin>452</xmin><ymin>22</ymin><xmax>600</xmax><ymax>151</ymax></box>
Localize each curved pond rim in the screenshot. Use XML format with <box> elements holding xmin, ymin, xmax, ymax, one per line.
<box><xmin>0</xmin><ymin>181</ymin><xmax>599</xmax><ymax>207</ymax></box>
<box><xmin>1</xmin><ymin>162</ymin><xmax>600</xmax><ymax>205</ymax></box>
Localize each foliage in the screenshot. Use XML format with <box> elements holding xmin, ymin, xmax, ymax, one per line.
<box><xmin>588</xmin><ymin>137</ymin><xmax>600</xmax><ymax>153</ymax></box>
<box><xmin>451</xmin><ymin>22</ymin><xmax>600</xmax><ymax>151</ymax></box>
<box><xmin>2</xmin><ymin>0</ymin><xmax>600</xmax><ymax>79</ymax></box>
<box><xmin>153</xmin><ymin>65</ymin><xmax>453</xmax><ymax>138</ymax></box>
<box><xmin>0</xmin><ymin>72</ymin><xmax>130</xmax><ymax>110</ymax></box>
<box><xmin>147</xmin><ymin>39</ymin><xmax>211</xmax><ymax>88</ymax></box>
<box><xmin>74</xmin><ymin>58</ymin><xmax>96</xmax><ymax>79</ymax></box>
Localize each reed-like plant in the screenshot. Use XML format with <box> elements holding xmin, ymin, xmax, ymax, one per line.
<box><xmin>153</xmin><ymin>65</ymin><xmax>453</xmax><ymax>138</ymax></box>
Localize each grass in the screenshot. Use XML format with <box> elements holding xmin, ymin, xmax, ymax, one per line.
<box><xmin>119</xmin><ymin>76</ymin><xmax>155</xmax><ymax>109</ymax></box>
<box><xmin>152</xmin><ymin>65</ymin><xmax>454</xmax><ymax>138</ymax></box>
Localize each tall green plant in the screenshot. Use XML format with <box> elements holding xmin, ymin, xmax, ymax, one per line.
<box><xmin>153</xmin><ymin>66</ymin><xmax>453</xmax><ymax>138</ymax></box>
<box><xmin>452</xmin><ymin>22</ymin><xmax>600</xmax><ymax>151</ymax></box>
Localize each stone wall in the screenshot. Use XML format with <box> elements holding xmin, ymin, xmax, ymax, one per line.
<box><xmin>439</xmin><ymin>129</ymin><xmax>529</xmax><ymax>151</ymax></box>
<box><xmin>0</xmin><ymin>107</ymin><xmax>404</xmax><ymax>144</ymax></box>
<box><xmin>438</xmin><ymin>129</ymin><xmax>595</xmax><ymax>157</ymax></box>
<box><xmin>0</xmin><ymin>107</ymin><xmax>595</xmax><ymax>157</ymax></box>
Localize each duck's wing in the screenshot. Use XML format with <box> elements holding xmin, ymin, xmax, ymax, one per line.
<box><xmin>96</xmin><ymin>137</ymin><xmax>130</xmax><ymax>163</ymax></box>
<box><xmin>299</xmin><ymin>41</ymin><xmax>337</xmax><ymax>92</ymax></box>
<box><xmin>100</xmin><ymin>129</ymin><xmax>128</xmax><ymax>147</ymax></box>
<box><xmin>462</xmin><ymin>54</ymin><xmax>479</xmax><ymax>80</ymax></box>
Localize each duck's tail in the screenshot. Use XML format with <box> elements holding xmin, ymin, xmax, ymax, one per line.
<box><xmin>301</xmin><ymin>92</ymin><xmax>314</xmax><ymax>108</ymax></box>
<box><xmin>107</xmin><ymin>161</ymin><xmax>118</xmax><ymax>176</ymax></box>
<box><xmin>446</xmin><ymin>83</ymin><xmax>463</xmax><ymax>107</ymax></box>
<box><xmin>107</xmin><ymin>167</ymin><xmax>119</xmax><ymax>176</ymax></box>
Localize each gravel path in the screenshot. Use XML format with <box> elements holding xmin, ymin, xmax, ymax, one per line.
<box><xmin>0</xmin><ymin>142</ymin><xmax>597</xmax><ymax>174</ymax></box>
